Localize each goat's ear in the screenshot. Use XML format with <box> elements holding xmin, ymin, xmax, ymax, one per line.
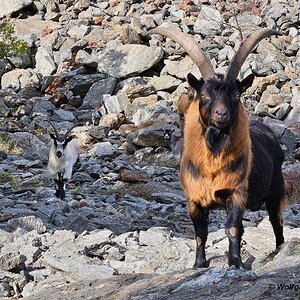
<box><xmin>50</xmin><ymin>133</ymin><xmax>56</xmax><ymax>140</ymax></box>
<box><xmin>65</xmin><ymin>135</ymin><xmax>73</xmax><ymax>144</ymax></box>
<box><xmin>237</xmin><ymin>73</ymin><xmax>255</xmax><ymax>93</ymax></box>
<box><xmin>187</xmin><ymin>73</ymin><xmax>204</xmax><ymax>95</ymax></box>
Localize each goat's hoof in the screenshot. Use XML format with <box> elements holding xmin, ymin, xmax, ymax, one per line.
<box><xmin>228</xmin><ymin>258</ymin><xmax>244</xmax><ymax>269</ymax></box>
<box><xmin>193</xmin><ymin>260</ymin><xmax>209</xmax><ymax>269</ymax></box>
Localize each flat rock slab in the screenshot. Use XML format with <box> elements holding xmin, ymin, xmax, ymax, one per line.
<box><xmin>0</xmin><ymin>0</ymin><xmax>33</xmax><ymax>18</ymax></box>
<box><xmin>15</xmin><ymin>19</ymin><xmax>61</xmax><ymax>39</ymax></box>
<box><xmin>119</xmin><ymin>169</ymin><xmax>150</xmax><ymax>183</ymax></box>
<box><xmin>23</xmin><ymin>255</ymin><xmax>300</xmax><ymax>300</ymax></box>
<box><xmin>97</xmin><ymin>45</ymin><xmax>163</xmax><ymax>78</ymax></box>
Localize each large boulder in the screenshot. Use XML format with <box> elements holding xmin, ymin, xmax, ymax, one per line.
<box><xmin>194</xmin><ymin>6</ymin><xmax>223</xmax><ymax>35</ymax></box>
<box><xmin>15</xmin><ymin>19</ymin><xmax>61</xmax><ymax>42</ymax></box>
<box><xmin>97</xmin><ymin>44</ymin><xmax>163</xmax><ymax>78</ymax></box>
<box><xmin>35</xmin><ymin>47</ymin><xmax>57</xmax><ymax>76</ymax></box>
<box><xmin>1</xmin><ymin>69</ymin><xmax>40</xmax><ymax>90</ymax></box>
<box><xmin>0</xmin><ymin>0</ymin><xmax>33</xmax><ymax>18</ymax></box>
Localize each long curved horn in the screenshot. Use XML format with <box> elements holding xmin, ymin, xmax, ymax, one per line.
<box><xmin>148</xmin><ymin>28</ymin><xmax>215</xmax><ymax>81</ymax></box>
<box><xmin>45</xmin><ymin>120</ymin><xmax>59</xmax><ymax>138</ymax></box>
<box><xmin>64</xmin><ymin>123</ymin><xmax>82</xmax><ymax>139</ymax></box>
<box><xmin>225</xmin><ymin>28</ymin><xmax>283</xmax><ymax>82</ymax></box>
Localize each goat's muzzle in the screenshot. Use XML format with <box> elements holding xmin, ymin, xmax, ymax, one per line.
<box><xmin>211</xmin><ymin>107</ymin><xmax>230</xmax><ymax>129</ymax></box>
<box><xmin>56</xmin><ymin>150</ymin><xmax>63</xmax><ymax>158</ymax></box>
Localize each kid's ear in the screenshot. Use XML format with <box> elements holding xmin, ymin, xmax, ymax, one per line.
<box><xmin>237</xmin><ymin>73</ymin><xmax>255</xmax><ymax>93</ymax></box>
<box><xmin>187</xmin><ymin>73</ymin><xmax>204</xmax><ymax>95</ymax></box>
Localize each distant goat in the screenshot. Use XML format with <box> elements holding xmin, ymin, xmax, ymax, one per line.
<box><xmin>149</xmin><ymin>28</ymin><xmax>285</xmax><ymax>269</ymax></box>
<box><xmin>46</xmin><ymin>121</ymin><xmax>81</xmax><ymax>199</ymax></box>
<box><xmin>161</xmin><ymin>127</ymin><xmax>183</xmax><ymax>163</ymax></box>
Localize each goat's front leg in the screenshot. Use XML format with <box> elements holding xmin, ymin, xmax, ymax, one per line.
<box><xmin>188</xmin><ymin>200</ymin><xmax>209</xmax><ymax>268</ymax></box>
<box><xmin>225</xmin><ymin>200</ymin><xmax>245</xmax><ymax>268</ymax></box>
<box><xmin>55</xmin><ymin>172</ymin><xmax>67</xmax><ymax>200</ymax></box>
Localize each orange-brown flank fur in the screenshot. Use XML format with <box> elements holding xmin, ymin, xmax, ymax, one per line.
<box><xmin>180</xmin><ymin>100</ymin><xmax>252</xmax><ymax>208</ymax></box>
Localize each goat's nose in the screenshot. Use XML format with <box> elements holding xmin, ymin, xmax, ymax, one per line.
<box><xmin>56</xmin><ymin>151</ymin><xmax>62</xmax><ymax>158</ymax></box>
<box><xmin>215</xmin><ymin>108</ymin><xmax>228</xmax><ymax>117</ymax></box>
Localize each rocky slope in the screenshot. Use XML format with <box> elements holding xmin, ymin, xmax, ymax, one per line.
<box><xmin>0</xmin><ymin>0</ymin><xmax>300</xmax><ymax>299</ymax></box>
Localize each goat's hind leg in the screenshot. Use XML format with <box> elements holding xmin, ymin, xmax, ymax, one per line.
<box><xmin>266</xmin><ymin>197</ymin><xmax>284</xmax><ymax>249</ymax></box>
<box><xmin>188</xmin><ymin>200</ymin><xmax>209</xmax><ymax>268</ymax></box>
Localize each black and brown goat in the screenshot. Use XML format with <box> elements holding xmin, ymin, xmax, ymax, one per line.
<box><xmin>149</xmin><ymin>28</ymin><xmax>285</xmax><ymax>268</ymax></box>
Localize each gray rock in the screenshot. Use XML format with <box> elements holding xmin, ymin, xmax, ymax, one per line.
<box><xmin>81</xmin><ymin>77</ymin><xmax>117</xmax><ymax>109</ymax></box>
<box><xmin>132</xmin><ymin>101</ymin><xmax>179</xmax><ymax>126</ymax></box>
<box><xmin>1</xmin><ymin>69</ymin><xmax>40</xmax><ymax>90</ymax></box>
<box><xmin>161</xmin><ymin>56</ymin><xmax>201</xmax><ymax>80</ymax></box>
<box><xmin>258</xmin><ymin>85</ymin><xmax>281</xmax><ymax>110</ymax></box>
<box><xmin>0</xmin><ymin>252</ymin><xmax>27</xmax><ymax>271</ymax></box>
<box><xmin>281</xmin><ymin>129</ymin><xmax>297</xmax><ymax>153</ymax></box>
<box><xmin>76</xmin><ymin>230</ymin><xmax>114</xmax><ymax>249</ymax></box>
<box><xmin>115</xmin><ymin>77</ymin><xmax>155</xmax><ymax>99</ymax></box>
<box><xmin>35</xmin><ymin>47</ymin><xmax>57</xmax><ymax>76</ymax></box>
<box><xmin>8</xmin><ymin>53</ymin><xmax>32</xmax><ymax>69</ymax></box>
<box><xmin>0</xmin><ymin>99</ymin><xmax>9</xmax><ymax>117</ymax></box>
<box><xmin>126</xmin><ymin>95</ymin><xmax>158</xmax><ymax>120</ymax></box>
<box><xmin>270</xmin><ymin>102</ymin><xmax>292</xmax><ymax>120</ymax></box>
<box><xmin>15</xmin><ymin>19</ymin><xmax>61</xmax><ymax>42</ymax></box>
<box><xmin>88</xmin><ymin>142</ymin><xmax>119</xmax><ymax>158</ymax></box>
<box><xmin>75</xmin><ymin>50</ymin><xmax>98</xmax><ymax>69</ymax></box>
<box><xmin>53</xmin><ymin>109</ymin><xmax>76</xmax><ymax>122</ymax></box>
<box><xmin>68</xmin><ymin>25</ymin><xmax>91</xmax><ymax>39</ymax></box>
<box><xmin>284</xmin><ymin>107</ymin><xmax>300</xmax><ymax>125</ymax></box>
<box><xmin>97</xmin><ymin>45</ymin><xmax>163</xmax><ymax>78</ymax></box>
<box><xmin>139</xmin><ymin>227</ymin><xmax>168</xmax><ymax>246</ymax></box>
<box><xmin>31</xmin><ymin>97</ymin><xmax>55</xmax><ymax>117</ymax></box>
<box><xmin>262</xmin><ymin>117</ymin><xmax>287</xmax><ymax>138</ymax></box>
<box><xmin>7</xmin><ymin>216</ymin><xmax>46</xmax><ymax>234</ymax></box>
<box><xmin>41</xmin><ymin>252</ymin><xmax>115</xmax><ymax>281</ymax></box>
<box><xmin>0</xmin><ymin>0</ymin><xmax>33</xmax><ymax>18</ymax></box>
<box><xmin>100</xmin><ymin>94</ymin><xmax>130</xmax><ymax>114</ymax></box>
<box><xmin>63</xmin><ymin>215</ymin><xmax>90</xmax><ymax>233</ymax></box>
<box><xmin>291</xmin><ymin>85</ymin><xmax>300</xmax><ymax>108</ymax></box>
<box><xmin>150</xmin><ymin>75</ymin><xmax>182</xmax><ymax>92</ymax></box>
<box><xmin>194</xmin><ymin>6</ymin><xmax>223</xmax><ymax>35</ymax></box>
<box><xmin>65</xmin><ymin>74</ymin><xmax>107</xmax><ymax>98</ymax></box>
<box><xmin>151</xmin><ymin>192</ymin><xmax>185</xmax><ymax>204</ymax></box>
<box><xmin>72</xmin><ymin>172</ymin><xmax>93</xmax><ymax>183</ymax></box>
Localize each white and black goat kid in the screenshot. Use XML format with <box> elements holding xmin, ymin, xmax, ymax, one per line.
<box><xmin>46</xmin><ymin>121</ymin><xmax>81</xmax><ymax>199</ymax></box>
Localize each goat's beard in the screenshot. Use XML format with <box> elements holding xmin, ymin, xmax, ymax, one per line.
<box><xmin>205</xmin><ymin>126</ymin><xmax>231</xmax><ymax>157</ymax></box>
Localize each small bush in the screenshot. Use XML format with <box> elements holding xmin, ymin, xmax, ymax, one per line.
<box><xmin>0</xmin><ymin>23</ymin><xmax>30</xmax><ymax>60</ymax></box>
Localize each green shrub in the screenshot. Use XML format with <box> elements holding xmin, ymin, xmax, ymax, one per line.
<box><xmin>0</xmin><ymin>23</ymin><xmax>30</xmax><ymax>60</ymax></box>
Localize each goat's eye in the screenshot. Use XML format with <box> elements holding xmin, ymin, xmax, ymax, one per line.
<box><xmin>235</xmin><ymin>93</ymin><xmax>240</xmax><ymax>100</ymax></box>
<box><xmin>200</xmin><ymin>94</ymin><xmax>210</xmax><ymax>103</ymax></box>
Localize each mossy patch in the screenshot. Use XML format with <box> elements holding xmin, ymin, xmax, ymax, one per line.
<box><xmin>0</xmin><ymin>172</ymin><xmax>20</xmax><ymax>188</ymax></box>
<box><xmin>70</xmin><ymin>186</ymin><xmax>84</xmax><ymax>196</ymax></box>
<box><xmin>0</xmin><ymin>133</ymin><xmax>23</xmax><ymax>154</ymax></box>
<box><xmin>112</xmin><ymin>183</ymin><xmax>154</xmax><ymax>201</ymax></box>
